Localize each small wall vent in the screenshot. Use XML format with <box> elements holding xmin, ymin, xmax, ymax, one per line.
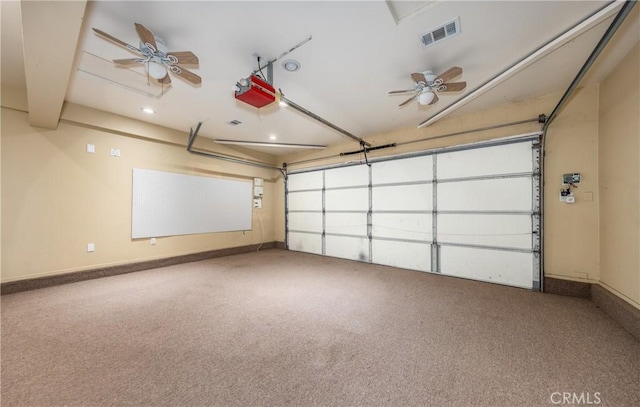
<box><xmin>227</xmin><ymin>120</ymin><xmax>242</xmax><ymax>126</ymax></box>
<box><xmin>421</xmin><ymin>17</ymin><xmax>460</xmax><ymax>48</ymax></box>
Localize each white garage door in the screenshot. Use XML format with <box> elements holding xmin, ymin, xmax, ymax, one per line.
<box><xmin>286</xmin><ymin>134</ymin><xmax>541</xmax><ymax>290</ymax></box>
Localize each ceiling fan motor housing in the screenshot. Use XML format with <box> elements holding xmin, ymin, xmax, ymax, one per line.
<box><xmin>141</xmin><ymin>36</ymin><xmax>168</xmax><ymax>79</ymax></box>
<box><xmin>422</xmin><ymin>70</ymin><xmax>438</xmax><ymax>86</ymax></box>
<box><xmin>235</xmin><ymin>75</ymin><xmax>276</xmax><ymax>108</ymax></box>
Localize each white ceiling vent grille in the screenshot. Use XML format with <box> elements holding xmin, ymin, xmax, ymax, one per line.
<box><xmin>421</xmin><ymin>17</ymin><xmax>460</xmax><ymax>48</ymax></box>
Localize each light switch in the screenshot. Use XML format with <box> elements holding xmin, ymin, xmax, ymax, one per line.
<box><xmin>87</xmin><ymin>144</ymin><xmax>95</xmax><ymax>154</ymax></box>
<box><xmin>87</xmin><ymin>243</ymin><xmax>95</xmax><ymax>252</ymax></box>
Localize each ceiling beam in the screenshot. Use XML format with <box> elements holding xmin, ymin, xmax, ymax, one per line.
<box><xmin>21</xmin><ymin>0</ymin><xmax>87</xmax><ymax>129</ymax></box>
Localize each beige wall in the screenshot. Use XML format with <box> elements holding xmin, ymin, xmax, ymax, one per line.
<box><xmin>1</xmin><ymin>104</ymin><xmax>282</xmax><ymax>282</ymax></box>
<box><xmin>598</xmin><ymin>42</ymin><xmax>640</xmax><ymax>308</ymax></box>
<box><xmin>543</xmin><ymin>85</ymin><xmax>600</xmax><ymax>283</ymax></box>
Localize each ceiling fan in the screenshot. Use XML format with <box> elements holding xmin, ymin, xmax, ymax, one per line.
<box><xmin>92</xmin><ymin>23</ymin><xmax>201</xmax><ymax>86</ymax></box>
<box><xmin>389</xmin><ymin>66</ymin><xmax>466</xmax><ymax>107</ymax></box>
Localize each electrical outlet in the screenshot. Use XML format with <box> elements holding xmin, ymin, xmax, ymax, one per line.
<box><xmin>150</xmin><ymin>238</ymin><xmax>157</xmax><ymax>246</ymax></box>
<box><xmin>110</xmin><ymin>148</ymin><xmax>121</xmax><ymax>157</ymax></box>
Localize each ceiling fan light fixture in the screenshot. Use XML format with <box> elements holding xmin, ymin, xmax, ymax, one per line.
<box><xmin>418</xmin><ymin>91</ymin><xmax>435</xmax><ymax>105</ymax></box>
<box><xmin>282</xmin><ymin>59</ymin><xmax>301</xmax><ymax>72</ymax></box>
<box><xmin>146</xmin><ymin>61</ymin><xmax>167</xmax><ymax>79</ymax></box>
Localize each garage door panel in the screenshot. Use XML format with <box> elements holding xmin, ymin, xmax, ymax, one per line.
<box><xmin>325</xmin><ymin>188</ymin><xmax>368</xmax><ymax>211</ymax></box>
<box><xmin>438</xmin><ymin>178</ymin><xmax>532</xmax><ymax>211</ymax></box>
<box><xmin>325</xmin><ymin>236</ymin><xmax>369</xmax><ymax>262</ymax></box>
<box><xmin>372</xmin><ymin>240</ymin><xmax>431</xmax><ymax>272</ymax></box>
<box><xmin>326</xmin><ymin>213</ymin><xmax>367</xmax><ymax>235</ymax></box>
<box><xmin>438</xmin><ymin>142</ymin><xmax>533</xmax><ymax>179</ymax></box>
<box><xmin>288</xmin><ymin>232</ymin><xmax>322</xmax><ymax>255</ymax></box>
<box><xmin>372</xmin><ymin>213</ymin><xmax>432</xmax><ymax>241</ymax></box>
<box><xmin>372</xmin><ymin>184</ymin><xmax>432</xmax><ymax>211</ymax></box>
<box><xmin>288</xmin><ymin>212</ymin><xmax>322</xmax><ymax>233</ymax></box>
<box><xmin>288</xmin><ymin>191</ymin><xmax>322</xmax><ymax>211</ymax></box>
<box><xmin>372</xmin><ymin>156</ymin><xmax>433</xmax><ymax>184</ymax></box>
<box><xmin>440</xmin><ymin>246</ymin><xmax>533</xmax><ymax>289</ymax></box>
<box><xmin>324</xmin><ymin>165</ymin><xmax>369</xmax><ymax>188</ymax></box>
<box><xmin>286</xmin><ymin>136</ymin><xmax>540</xmax><ymax>290</ymax></box>
<box><xmin>288</xmin><ymin>172</ymin><xmax>323</xmax><ymax>191</ymax></box>
<box><xmin>438</xmin><ymin>214</ymin><xmax>531</xmax><ymax>249</ymax></box>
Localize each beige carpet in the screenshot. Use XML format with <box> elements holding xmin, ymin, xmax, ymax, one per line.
<box><xmin>2</xmin><ymin>249</ymin><xmax>639</xmax><ymax>406</ymax></box>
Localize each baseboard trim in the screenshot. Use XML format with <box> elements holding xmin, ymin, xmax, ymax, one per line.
<box><xmin>592</xmin><ymin>284</ymin><xmax>640</xmax><ymax>342</ymax></box>
<box><xmin>1</xmin><ymin>242</ymin><xmax>280</xmax><ymax>295</ymax></box>
<box><xmin>544</xmin><ymin>277</ymin><xmax>592</xmax><ymax>299</ymax></box>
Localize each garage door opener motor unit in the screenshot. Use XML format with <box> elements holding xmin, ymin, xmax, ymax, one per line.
<box><xmin>234</xmin><ymin>73</ymin><xmax>276</xmax><ymax>108</ymax></box>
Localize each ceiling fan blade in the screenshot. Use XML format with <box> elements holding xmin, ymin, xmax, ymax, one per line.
<box><xmin>429</xmin><ymin>92</ymin><xmax>439</xmax><ymax>105</ymax></box>
<box><xmin>157</xmin><ymin>73</ymin><xmax>172</xmax><ymax>85</ymax></box>
<box><xmin>437</xmin><ymin>81</ymin><xmax>467</xmax><ymax>92</ymax></box>
<box><xmin>169</xmin><ymin>65</ymin><xmax>202</xmax><ymax>85</ymax></box>
<box><xmin>411</xmin><ymin>72</ymin><xmax>427</xmax><ymax>84</ymax></box>
<box><xmin>113</xmin><ymin>58</ymin><xmax>145</xmax><ymax>65</ymax></box>
<box><xmin>388</xmin><ymin>89</ymin><xmax>418</xmax><ymax>95</ymax></box>
<box><xmin>166</xmin><ymin>51</ymin><xmax>199</xmax><ymax>65</ymax></box>
<box><xmin>434</xmin><ymin>66</ymin><xmax>462</xmax><ymax>85</ymax></box>
<box><xmin>134</xmin><ymin>23</ymin><xmax>158</xmax><ymax>53</ymax></box>
<box><xmin>399</xmin><ymin>94</ymin><xmax>418</xmax><ymax>107</ymax></box>
<box><xmin>92</xmin><ymin>28</ymin><xmax>142</xmax><ymax>55</ymax></box>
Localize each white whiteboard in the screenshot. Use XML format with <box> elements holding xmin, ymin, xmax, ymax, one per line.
<box><xmin>132</xmin><ymin>168</ymin><xmax>252</xmax><ymax>239</ymax></box>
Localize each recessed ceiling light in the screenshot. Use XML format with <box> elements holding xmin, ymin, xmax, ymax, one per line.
<box><xmin>141</xmin><ymin>107</ymin><xmax>155</xmax><ymax>114</ymax></box>
<box><xmin>282</xmin><ymin>59</ymin><xmax>301</xmax><ymax>72</ymax></box>
<box><xmin>269</xmin><ymin>135</ymin><xmax>277</xmax><ymax>140</ymax></box>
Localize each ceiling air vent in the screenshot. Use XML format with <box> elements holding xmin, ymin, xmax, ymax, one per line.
<box><xmin>227</xmin><ymin>120</ymin><xmax>242</xmax><ymax>126</ymax></box>
<box><xmin>421</xmin><ymin>17</ymin><xmax>460</xmax><ymax>48</ymax></box>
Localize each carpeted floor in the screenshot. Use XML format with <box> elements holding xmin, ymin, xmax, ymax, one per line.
<box><xmin>2</xmin><ymin>249</ymin><xmax>639</xmax><ymax>406</ymax></box>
